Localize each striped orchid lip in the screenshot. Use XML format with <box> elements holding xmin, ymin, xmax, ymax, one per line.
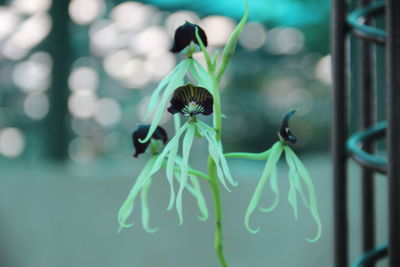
<box><xmin>132</xmin><ymin>125</ymin><xmax>168</xmax><ymax>158</ymax></box>
<box><xmin>167</xmin><ymin>83</ymin><xmax>213</xmax><ymax>117</ymax></box>
<box><xmin>170</xmin><ymin>21</ymin><xmax>208</xmax><ymax>54</ymax></box>
<box><xmin>278</xmin><ymin>109</ymin><xmax>297</xmax><ymax>144</ymax></box>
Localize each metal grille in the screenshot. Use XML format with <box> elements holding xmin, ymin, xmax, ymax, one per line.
<box><xmin>332</xmin><ymin>0</ymin><xmax>400</xmax><ymax>266</ymax></box>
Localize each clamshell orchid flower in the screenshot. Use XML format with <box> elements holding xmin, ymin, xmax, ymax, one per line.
<box><xmin>141</xmin><ymin>83</ymin><xmax>237</xmax><ymax>225</ymax></box>
<box><xmin>119</xmin><ymin>124</ymin><xmax>210</xmax><ymax>232</ymax></box>
<box><xmin>140</xmin><ymin>22</ymin><xmax>212</xmax><ymax>145</ymax></box>
<box><xmin>170</xmin><ymin>21</ymin><xmax>208</xmax><ymax>54</ymax></box>
<box><xmin>243</xmin><ymin>110</ymin><xmax>322</xmax><ymax>242</ymax></box>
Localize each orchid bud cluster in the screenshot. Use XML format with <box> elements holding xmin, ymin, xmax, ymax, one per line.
<box><xmin>118</xmin><ymin>3</ymin><xmax>321</xmax><ymax>266</ymax></box>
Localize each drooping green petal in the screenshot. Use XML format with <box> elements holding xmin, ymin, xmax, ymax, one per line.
<box><xmin>287</xmin><ymin>167</ymin><xmax>299</xmax><ymax>220</ymax></box>
<box><xmin>285</xmin><ymin>148</ymin><xmax>309</xmax><ymax>208</ymax></box>
<box><xmin>191</xmin><ymin>59</ymin><xmax>213</xmax><ymax>90</ymax></box>
<box><xmin>245</xmin><ymin>142</ymin><xmax>283</xmax><ymax>234</ymax></box>
<box><xmin>145</xmin><ymin>60</ymin><xmax>187</xmax><ymax>120</ymax></box>
<box><xmin>259</xmin><ymin>165</ymin><xmax>279</xmax><ymax>213</ymax></box>
<box><xmin>140</xmin><ymin>178</ymin><xmax>158</xmax><ymax>233</ymax></box>
<box><xmin>173</xmin><ymin>113</ymin><xmax>181</xmax><ymax>133</ymax></box>
<box><xmin>166</xmin><ymin>134</ymin><xmax>179</xmax><ymax>210</ymax></box>
<box><xmin>173</xmin><ymin>172</ymin><xmax>209</xmax><ymax>222</ymax></box>
<box><xmin>216</xmin><ymin>0</ymin><xmax>249</xmax><ymax>81</ymax></box>
<box><xmin>176</xmin><ymin>123</ymin><xmax>196</xmax><ymax>225</ymax></box>
<box><xmin>285</xmin><ymin>146</ymin><xmax>322</xmax><ymax>242</ymax></box>
<box><xmin>118</xmin><ymin>156</ymin><xmax>157</xmax><ymax>232</ymax></box>
<box><xmin>189</xmin><ymin>175</ymin><xmax>209</xmax><ymax>221</ymax></box>
<box><xmin>143</xmin><ymin>123</ymin><xmax>189</xmax><ymax>189</ymax></box>
<box><xmin>140</xmin><ymin>60</ymin><xmax>189</xmax><ymax>143</ymax></box>
<box><xmin>197</xmin><ymin>121</ymin><xmax>237</xmax><ymax>187</ymax></box>
<box><xmin>196</xmin><ymin>122</ymin><xmax>231</xmax><ymax>191</ymax></box>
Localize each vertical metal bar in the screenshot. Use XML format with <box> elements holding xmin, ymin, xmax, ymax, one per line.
<box><xmin>358</xmin><ymin>1</ymin><xmax>375</xmax><ymax>265</ymax></box>
<box><xmin>332</xmin><ymin>0</ymin><xmax>349</xmax><ymax>266</ymax></box>
<box><xmin>386</xmin><ymin>0</ymin><xmax>400</xmax><ymax>266</ymax></box>
<box><xmin>46</xmin><ymin>0</ymin><xmax>71</xmax><ymax>159</ymax></box>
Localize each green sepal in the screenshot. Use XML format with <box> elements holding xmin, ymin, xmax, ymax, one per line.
<box><xmin>245</xmin><ymin>141</ymin><xmax>283</xmax><ymax>234</ymax></box>
<box><xmin>284</xmin><ymin>146</ymin><xmax>322</xmax><ymax>242</ymax></box>
<box><xmin>216</xmin><ymin>0</ymin><xmax>249</xmax><ymax>82</ymax></box>
<box><xmin>117</xmin><ymin>156</ymin><xmax>157</xmax><ymax>232</ymax></box>
<box><xmin>140</xmin><ymin>178</ymin><xmax>158</xmax><ymax>233</ymax></box>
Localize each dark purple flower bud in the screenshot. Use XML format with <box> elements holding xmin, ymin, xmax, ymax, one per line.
<box><xmin>170</xmin><ymin>21</ymin><xmax>208</xmax><ymax>53</ymax></box>
<box><xmin>167</xmin><ymin>83</ymin><xmax>213</xmax><ymax>117</ymax></box>
<box><xmin>278</xmin><ymin>110</ymin><xmax>297</xmax><ymax>144</ymax></box>
<box><xmin>132</xmin><ymin>125</ymin><xmax>168</xmax><ymax>158</ymax></box>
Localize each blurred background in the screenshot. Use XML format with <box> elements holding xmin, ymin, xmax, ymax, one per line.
<box><xmin>0</xmin><ymin>0</ymin><xmax>387</xmax><ymax>266</ymax></box>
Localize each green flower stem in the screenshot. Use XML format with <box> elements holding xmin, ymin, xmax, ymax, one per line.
<box><xmin>208</xmin><ymin>156</ymin><xmax>228</xmax><ymax>267</ymax></box>
<box><xmin>212</xmin><ymin>77</ymin><xmax>222</xmax><ymax>141</ymax></box>
<box><xmin>224</xmin><ymin>149</ymin><xmax>272</xmax><ymax>160</ymax></box>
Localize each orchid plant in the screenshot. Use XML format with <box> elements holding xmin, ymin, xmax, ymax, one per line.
<box><xmin>118</xmin><ymin>3</ymin><xmax>321</xmax><ymax>266</ymax></box>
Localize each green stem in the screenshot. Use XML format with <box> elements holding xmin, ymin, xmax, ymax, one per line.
<box><xmin>212</xmin><ymin>77</ymin><xmax>222</xmax><ymax>141</ymax></box>
<box><xmin>208</xmin><ymin>157</ymin><xmax>228</xmax><ymax>267</ymax></box>
<box><xmin>224</xmin><ymin>149</ymin><xmax>272</xmax><ymax>160</ymax></box>
<box><xmin>208</xmin><ymin>61</ymin><xmax>227</xmax><ymax>266</ymax></box>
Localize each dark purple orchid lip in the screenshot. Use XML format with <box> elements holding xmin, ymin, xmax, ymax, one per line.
<box><xmin>170</xmin><ymin>21</ymin><xmax>208</xmax><ymax>54</ymax></box>
<box><xmin>278</xmin><ymin>109</ymin><xmax>297</xmax><ymax>144</ymax></box>
<box><xmin>167</xmin><ymin>83</ymin><xmax>213</xmax><ymax>117</ymax></box>
<box><xmin>132</xmin><ymin>125</ymin><xmax>168</xmax><ymax>158</ymax></box>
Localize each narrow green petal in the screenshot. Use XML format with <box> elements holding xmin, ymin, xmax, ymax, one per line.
<box><xmin>285</xmin><ymin>151</ymin><xmax>300</xmax><ymax>219</ymax></box>
<box><xmin>195</xmin><ymin>27</ymin><xmax>213</xmax><ymax>73</ymax></box>
<box><xmin>197</xmin><ymin>122</ymin><xmax>231</xmax><ymax>191</ymax></box>
<box><xmin>217</xmin><ymin>0</ymin><xmax>249</xmax><ymax>81</ymax></box>
<box><xmin>192</xmin><ymin>59</ymin><xmax>213</xmax><ymax>90</ymax></box>
<box><xmin>166</xmin><ymin>137</ymin><xmax>179</xmax><ymax>210</ymax></box>
<box><xmin>197</xmin><ymin>121</ymin><xmax>237</xmax><ymax>187</ymax></box>
<box><xmin>245</xmin><ymin>142</ymin><xmax>283</xmax><ymax>234</ymax></box>
<box><xmin>173</xmin><ymin>113</ymin><xmax>181</xmax><ymax>133</ymax></box>
<box><xmin>259</xmin><ymin>166</ymin><xmax>279</xmax><ymax>212</ymax></box>
<box><xmin>145</xmin><ymin>62</ymin><xmax>179</xmax><ymax>120</ymax></box>
<box><xmin>118</xmin><ymin>157</ymin><xmax>157</xmax><ymax>232</ymax></box>
<box><xmin>285</xmin><ymin>148</ymin><xmax>309</xmax><ymax>208</ymax></box>
<box><xmin>144</xmin><ymin>123</ymin><xmax>189</xmax><ymax>188</ymax></box>
<box><xmin>189</xmin><ymin>175</ymin><xmax>209</xmax><ymax>221</ymax></box>
<box><xmin>285</xmin><ymin>146</ymin><xmax>322</xmax><ymax>242</ymax></box>
<box><xmin>140</xmin><ymin>60</ymin><xmax>189</xmax><ymax>143</ymax></box>
<box><xmin>176</xmin><ymin>123</ymin><xmax>196</xmax><ymax>225</ymax></box>
<box><xmin>140</xmin><ymin>178</ymin><xmax>158</xmax><ymax>233</ymax></box>
<box><xmin>212</xmin><ymin>49</ymin><xmax>220</xmax><ymax>67</ymax></box>
<box><xmin>287</xmin><ymin>167</ymin><xmax>299</xmax><ymax>220</ymax></box>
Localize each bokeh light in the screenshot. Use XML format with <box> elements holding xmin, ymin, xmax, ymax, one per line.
<box><xmin>94</xmin><ymin>98</ymin><xmax>122</xmax><ymax>127</ymax></box>
<box><xmin>0</xmin><ymin>127</ymin><xmax>25</xmax><ymax>158</ymax></box>
<box><xmin>111</xmin><ymin>2</ymin><xmax>158</xmax><ymax>32</ymax></box>
<box><xmin>265</xmin><ymin>27</ymin><xmax>305</xmax><ymax>55</ymax></box>
<box><xmin>68</xmin><ymin>66</ymin><xmax>99</xmax><ymax>91</ymax></box>
<box><xmin>239</xmin><ymin>22</ymin><xmax>267</xmax><ymax>51</ymax></box>
<box><xmin>11</xmin><ymin>0</ymin><xmax>51</xmax><ymax>14</ymax></box>
<box><xmin>201</xmin><ymin>16</ymin><xmax>235</xmax><ymax>47</ymax></box>
<box><xmin>68</xmin><ymin>136</ymin><xmax>95</xmax><ymax>163</ymax></box>
<box><xmin>69</xmin><ymin>0</ymin><xmax>105</xmax><ymax>25</ymax></box>
<box><xmin>165</xmin><ymin>10</ymin><xmax>200</xmax><ymax>36</ymax></box>
<box><xmin>12</xmin><ymin>52</ymin><xmax>52</xmax><ymax>93</ymax></box>
<box><xmin>23</xmin><ymin>93</ymin><xmax>49</xmax><ymax>120</ymax></box>
<box><xmin>315</xmin><ymin>55</ymin><xmax>332</xmax><ymax>85</ymax></box>
<box><xmin>0</xmin><ymin>8</ymin><xmax>20</xmax><ymax>40</ymax></box>
<box><xmin>68</xmin><ymin>90</ymin><xmax>97</xmax><ymax>119</ymax></box>
<box><xmin>90</xmin><ymin>20</ymin><xmax>121</xmax><ymax>56</ymax></box>
<box><xmin>129</xmin><ymin>26</ymin><xmax>170</xmax><ymax>55</ymax></box>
